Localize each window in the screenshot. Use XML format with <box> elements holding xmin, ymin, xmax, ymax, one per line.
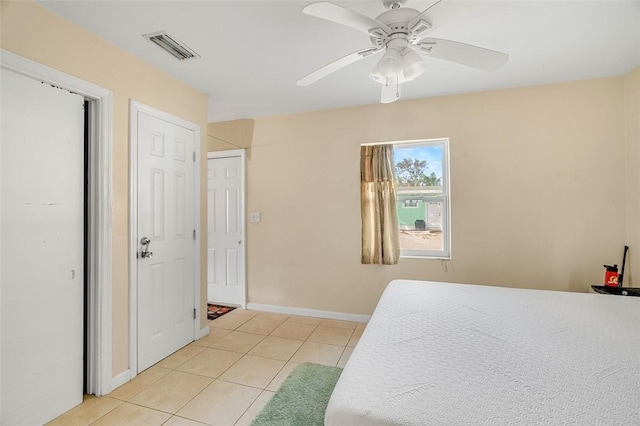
<box><xmin>403</xmin><ymin>199</ymin><xmax>419</xmax><ymax>208</ymax></box>
<box><xmin>394</xmin><ymin>139</ymin><xmax>450</xmax><ymax>258</ymax></box>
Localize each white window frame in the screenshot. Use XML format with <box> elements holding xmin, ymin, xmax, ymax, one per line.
<box><xmin>394</xmin><ymin>138</ymin><xmax>451</xmax><ymax>259</ymax></box>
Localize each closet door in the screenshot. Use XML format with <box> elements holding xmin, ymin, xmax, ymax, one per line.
<box><xmin>1</xmin><ymin>68</ymin><xmax>84</xmax><ymax>425</ymax></box>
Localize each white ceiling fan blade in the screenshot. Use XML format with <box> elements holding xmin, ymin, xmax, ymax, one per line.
<box><xmin>381</xmin><ymin>78</ymin><xmax>401</xmax><ymax>104</ymax></box>
<box><xmin>297</xmin><ymin>47</ymin><xmax>382</xmax><ymax>86</ymax></box>
<box><xmin>303</xmin><ymin>2</ymin><xmax>391</xmax><ymax>36</ymax></box>
<box><xmin>407</xmin><ymin>0</ymin><xmax>441</xmax><ymax>37</ymax></box>
<box><xmin>418</xmin><ymin>38</ymin><xmax>509</xmax><ymax>71</ymax></box>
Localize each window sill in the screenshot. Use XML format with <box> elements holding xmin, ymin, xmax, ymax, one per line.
<box><xmin>400</xmin><ymin>254</ymin><xmax>451</xmax><ymax>260</ymax></box>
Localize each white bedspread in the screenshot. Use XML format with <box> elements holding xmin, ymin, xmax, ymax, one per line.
<box><xmin>325</xmin><ymin>280</ymin><xmax>640</xmax><ymax>425</ymax></box>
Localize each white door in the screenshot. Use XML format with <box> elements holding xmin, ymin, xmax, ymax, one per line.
<box><xmin>207</xmin><ymin>154</ymin><xmax>245</xmax><ymax>306</ymax></box>
<box><xmin>136</xmin><ymin>110</ymin><xmax>197</xmax><ymax>372</ymax></box>
<box><xmin>1</xmin><ymin>69</ymin><xmax>84</xmax><ymax>424</ymax></box>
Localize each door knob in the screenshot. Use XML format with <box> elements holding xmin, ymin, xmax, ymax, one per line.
<box><xmin>140</xmin><ymin>237</ymin><xmax>153</xmax><ymax>259</ymax></box>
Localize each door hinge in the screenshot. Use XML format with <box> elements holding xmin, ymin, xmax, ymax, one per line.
<box><xmin>193</xmin><ymin>229</ymin><xmax>196</xmax><ymax>240</ymax></box>
<box><xmin>193</xmin><ymin>151</ymin><xmax>196</xmax><ymax>162</ymax></box>
<box><xmin>193</xmin><ymin>308</ymin><xmax>197</xmax><ymax>319</ymax></box>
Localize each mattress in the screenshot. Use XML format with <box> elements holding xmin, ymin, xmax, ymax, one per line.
<box><xmin>325</xmin><ymin>280</ymin><xmax>640</xmax><ymax>425</ymax></box>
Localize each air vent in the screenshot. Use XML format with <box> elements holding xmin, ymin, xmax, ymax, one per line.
<box><xmin>143</xmin><ymin>31</ymin><xmax>200</xmax><ymax>60</ymax></box>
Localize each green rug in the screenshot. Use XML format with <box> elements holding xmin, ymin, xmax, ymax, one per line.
<box><xmin>251</xmin><ymin>362</ymin><xmax>342</xmax><ymax>426</ymax></box>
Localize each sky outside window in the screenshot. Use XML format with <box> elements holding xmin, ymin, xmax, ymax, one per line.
<box><xmin>393</xmin><ymin>144</ymin><xmax>443</xmax><ymax>182</ymax></box>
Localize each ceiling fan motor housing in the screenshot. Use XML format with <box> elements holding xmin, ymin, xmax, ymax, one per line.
<box><xmin>382</xmin><ymin>0</ymin><xmax>407</xmax><ymax>9</ymax></box>
<box><xmin>370</xmin><ymin>7</ymin><xmax>425</xmax><ymax>48</ymax></box>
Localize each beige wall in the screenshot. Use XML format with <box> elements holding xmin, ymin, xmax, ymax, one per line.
<box><xmin>207</xmin><ymin>119</ymin><xmax>255</xmax><ymax>151</ymax></box>
<box><xmin>624</xmin><ymin>68</ymin><xmax>640</xmax><ymax>285</ymax></box>
<box><xmin>1</xmin><ymin>2</ymin><xmax>209</xmax><ymax>378</ymax></box>
<box><xmin>213</xmin><ymin>75</ymin><xmax>636</xmax><ymax>316</ymax></box>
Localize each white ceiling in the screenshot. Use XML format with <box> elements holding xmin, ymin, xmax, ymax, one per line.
<box><xmin>38</xmin><ymin>1</ymin><xmax>640</xmax><ymax>123</ymax></box>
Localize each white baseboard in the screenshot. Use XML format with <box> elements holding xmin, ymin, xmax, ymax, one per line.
<box><xmin>198</xmin><ymin>326</ymin><xmax>209</xmax><ymax>339</ymax></box>
<box><xmin>109</xmin><ymin>325</ymin><xmax>206</xmax><ymax>394</ymax></box>
<box><xmin>246</xmin><ymin>303</ymin><xmax>371</xmax><ymax>323</ymax></box>
<box><xmin>110</xmin><ymin>369</ymin><xmax>130</xmax><ymax>392</ymax></box>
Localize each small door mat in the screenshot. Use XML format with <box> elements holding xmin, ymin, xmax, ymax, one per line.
<box><xmin>207</xmin><ymin>304</ymin><xmax>236</xmax><ymax>320</ymax></box>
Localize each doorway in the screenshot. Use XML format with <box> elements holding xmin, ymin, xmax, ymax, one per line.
<box><xmin>207</xmin><ymin>150</ymin><xmax>247</xmax><ymax>307</ymax></box>
<box><xmin>129</xmin><ymin>101</ymin><xmax>201</xmax><ymax>376</ymax></box>
<box><xmin>1</xmin><ymin>67</ymin><xmax>84</xmax><ymax>424</ymax></box>
<box><xmin>0</xmin><ymin>51</ymin><xmax>111</xmax><ymax>423</ymax></box>
<box><xmin>0</xmin><ymin>49</ymin><xmax>113</xmax><ymax>417</ymax></box>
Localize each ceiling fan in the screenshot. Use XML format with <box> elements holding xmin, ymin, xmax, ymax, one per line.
<box><xmin>297</xmin><ymin>0</ymin><xmax>509</xmax><ymax>103</ymax></box>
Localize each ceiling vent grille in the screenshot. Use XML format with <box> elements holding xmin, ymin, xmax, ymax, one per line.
<box><xmin>143</xmin><ymin>31</ymin><xmax>200</xmax><ymax>60</ymax></box>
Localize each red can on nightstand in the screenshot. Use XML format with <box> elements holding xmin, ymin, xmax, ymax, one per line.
<box><xmin>604</xmin><ymin>264</ymin><xmax>619</xmax><ymax>287</ymax></box>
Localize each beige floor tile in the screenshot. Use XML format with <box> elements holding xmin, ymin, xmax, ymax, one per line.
<box><xmin>225</xmin><ymin>308</ymin><xmax>258</xmax><ymax>317</ymax></box>
<box><xmin>45</xmin><ymin>310</ymin><xmax>367</xmax><ymax>426</ymax></box>
<box><xmin>308</xmin><ymin>326</ymin><xmax>353</xmax><ymax>346</ymax></box>
<box><xmin>337</xmin><ymin>347</ymin><xmax>354</xmax><ymax>368</ymax></box>
<box><xmin>192</xmin><ymin>327</ymin><xmax>232</xmax><ymax>348</ymax></box>
<box><xmin>219</xmin><ymin>354</ymin><xmax>285</xmax><ymax>389</ymax></box>
<box><xmin>270</xmin><ymin>320</ymin><xmax>317</xmax><ymax>340</ymax></box>
<box><xmin>290</xmin><ymin>341</ymin><xmax>344</xmax><ymax>366</ymax></box>
<box><xmin>236</xmin><ymin>316</ymin><xmax>282</xmax><ymax>335</ymax></box>
<box><xmin>211</xmin><ymin>331</ymin><xmax>265</xmax><ymax>353</ymax></box>
<box><xmin>109</xmin><ymin>365</ymin><xmax>172</xmax><ymax>401</ymax></box>
<box><xmin>247</xmin><ymin>336</ymin><xmax>303</xmax><ymax>361</ymax></box>
<box><xmin>130</xmin><ymin>370</ymin><xmax>213</xmax><ymax>414</ymax></box>
<box><xmin>254</xmin><ymin>311</ymin><xmax>289</xmax><ymax>323</ymax></box>
<box><xmin>319</xmin><ymin>318</ymin><xmax>358</xmax><ymax>330</ymax></box>
<box><xmin>209</xmin><ymin>313</ymin><xmax>252</xmax><ymax>330</ymax></box>
<box><xmin>46</xmin><ymin>395</ymin><xmax>122</xmax><ymax>426</ymax></box>
<box><xmin>177</xmin><ymin>348</ymin><xmax>243</xmax><ymax>378</ymax></box>
<box><xmin>347</xmin><ymin>327</ymin><xmax>364</xmax><ymax>347</ymax></box>
<box><xmin>265</xmin><ymin>362</ymin><xmax>299</xmax><ymax>392</ymax></box>
<box><xmin>234</xmin><ymin>390</ymin><xmax>275</xmax><ymax>426</ymax></box>
<box><xmin>91</xmin><ymin>402</ymin><xmax>170</xmax><ymax>426</ymax></box>
<box><xmin>285</xmin><ymin>315</ymin><xmax>322</xmax><ymax>325</ymax></box>
<box><xmin>176</xmin><ymin>380</ymin><xmax>261</xmax><ymax>425</ymax></box>
<box><xmin>156</xmin><ymin>344</ymin><xmax>206</xmax><ymax>369</ymax></box>
<box><xmin>164</xmin><ymin>415</ymin><xmax>209</xmax><ymax>425</ymax></box>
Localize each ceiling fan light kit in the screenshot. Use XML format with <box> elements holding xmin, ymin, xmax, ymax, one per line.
<box><xmin>369</xmin><ymin>49</ymin><xmax>425</xmax><ymax>84</ymax></box>
<box><xmin>402</xmin><ymin>49</ymin><xmax>426</xmax><ymax>80</ymax></box>
<box><xmin>378</xmin><ymin>43</ymin><xmax>404</xmax><ymax>77</ymax></box>
<box><xmin>297</xmin><ymin>0</ymin><xmax>509</xmax><ymax>103</ymax></box>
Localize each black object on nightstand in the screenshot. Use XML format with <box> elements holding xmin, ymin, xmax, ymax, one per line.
<box><xmin>591</xmin><ymin>285</ymin><xmax>640</xmax><ymax>297</ymax></box>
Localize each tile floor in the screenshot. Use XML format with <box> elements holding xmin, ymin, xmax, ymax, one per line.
<box><xmin>47</xmin><ymin>309</ymin><xmax>366</xmax><ymax>425</ymax></box>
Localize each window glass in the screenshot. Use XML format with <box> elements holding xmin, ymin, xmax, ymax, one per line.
<box><xmin>394</xmin><ymin>139</ymin><xmax>450</xmax><ymax>258</ymax></box>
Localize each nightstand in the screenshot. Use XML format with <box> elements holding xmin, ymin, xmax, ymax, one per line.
<box><xmin>591</xmin><ymin>285</ymin><xmax>640</xmax><ymax>297</ymax></box>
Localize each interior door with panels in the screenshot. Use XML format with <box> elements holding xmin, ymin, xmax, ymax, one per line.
<box><xmin>207</xmin><ymin>153</ymin><xmax>245</xmax><ymax>306</ymax></box>
<box><xmin>136</xmin><ymin>109</ymin><xmax>197</xmax><ymax>372</ymax></box>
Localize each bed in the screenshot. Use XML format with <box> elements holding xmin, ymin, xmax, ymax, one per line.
<box><xmin>325</xmin><ymin>280</ymin><xmax>640</xmax><ymax>425</ymax></box>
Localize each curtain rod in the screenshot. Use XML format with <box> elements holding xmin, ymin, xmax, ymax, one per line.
<box><xmin>361</xmin><ymin>138</ymin><xmax>447</xmax><ymax>147</ymax></box>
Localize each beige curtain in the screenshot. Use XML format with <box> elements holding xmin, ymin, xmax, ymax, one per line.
<box><xmin>360</xmin><ymin>144</ymin><xmax>400</xmax><ymax>265</ymax></box>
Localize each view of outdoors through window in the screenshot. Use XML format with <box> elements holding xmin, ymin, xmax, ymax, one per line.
<box><xmin>394</xmin><ymin>140</ymin><xmax>448</xmax><ymax>256</ymax></box>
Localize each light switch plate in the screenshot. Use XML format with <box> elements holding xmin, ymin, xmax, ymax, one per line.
<box><xmin>250</xmin><ymin>212</ymin><xmax>261</xmax><ymax>223</ymax></box>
